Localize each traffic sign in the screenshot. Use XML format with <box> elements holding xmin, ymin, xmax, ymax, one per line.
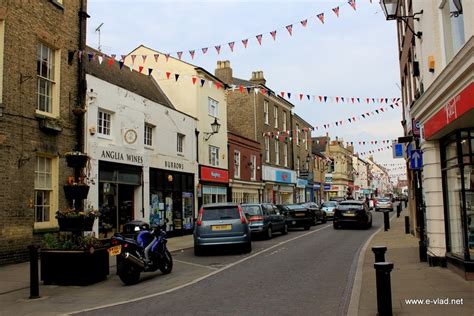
<box><xmin>393</xmin><ymin>143</ymin><xmax>404</xmax><ymax>158</ymax></box>
<box><xmin>410</xmin><ymin>149</ymin><xmax>423</xmax><ymax>170</ymax></box>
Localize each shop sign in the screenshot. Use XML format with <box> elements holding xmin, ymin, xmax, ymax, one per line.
<box><xmin>262</xmin><ymin>165</ymin><xmax>296</xmax><ymax>184</ymax></box>
<box><xmin>331</xmin><ymin>185</ymin><xmax>339</xmax><ymax>191</ymax></box>
<box><xmin>296</xmin><ymin>178</ymin><xmax>308</xmax><ymax>188</ymax></box>
<box><xmin>314</xmin><ymin>182</ymin><xmax>321</xmax><ymax>189</ymax></box>
<box><xmin>325</xmin><ymin>173</ymin><xmax>333</xmax><ymax>183</ymax></box>
<box><xmin>100</xmin><ymin>149</ymin><xmax>143</xmax><ymax>165</ymax></box>
<box><xmin>323</xmin><ymin>183</ymin><xmax>331</xmax><ymax>191</ymax></box>
<box><xmin>424</xmin><ymin>82</ymin><xmax>474</xmax><ymax>139</ymax></box>
<box><xmin>200</xmin><ymin>166</ymin><xmax>229</xmax><ymax>183</ymax></box>
<box><xmin>164</xmin><ymin>161</ymin><xmax>184</xmax><ymax>170</ymax></box>
<box><xmin>275</xmin><ymin>170</ymin><xmax>293</xmax><ymax>183</ymax></box>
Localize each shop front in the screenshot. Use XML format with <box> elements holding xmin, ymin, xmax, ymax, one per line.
<box><xmin>262</xmin><ymin>165</ymin><xmax>296</xmax><ymax>204</ymax></box>
<box><xmin>296</xmin><ymin>179</ymin><xmax>307</xmax><ymax>203</ymax></box>
<box><xmin>230</xmin><ymin>180</ymin><xmax>263</xmax><ymax>203</ymax></box>
<box><xmin>198</xmin><ymin>165</ymin><xmax>229</xmax><ymax>207</ymax></box>
<box><xmin>313</xmin><ymin>182</ymin><xmax>321</xmax><ymax>204</ymax></box>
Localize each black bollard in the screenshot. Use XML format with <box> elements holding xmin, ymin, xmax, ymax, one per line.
<box><xmin>405</xmin><ymin>216</ymin><xmax>410</xmax><ymax>234</ymax></box>
<box><xmin>404</xmin><ymin>199</ymin><xmax>407</xmax><ymax>208</ymax></box>
<box><xmin>28</xmin><ymin>245</ymin><xmax>40</xmax><ymax>299</ymax></box>
<box><xmin>374</xmin><ymin>262</ymin><xmax>394</xmax><ymax>316</ymax></box>
<box><xmin>371</xmin><ymin>246</ymin><xmax>387</xmax><ymax>263</ymax></box>
<box><xmin>383</xmin><ymin>210</ymin><xmax>390</xmax><ymax>231</ymax></box>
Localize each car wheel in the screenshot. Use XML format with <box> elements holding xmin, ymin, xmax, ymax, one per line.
<box><xmin>281</xmin><ymin>223</ymin><xmax>288</xmax><ymax>235</ymax></box>
<box><xmin>266</xmin><ymin>226</ymin><xmax>273</xmax><ymax>239</ymax></box>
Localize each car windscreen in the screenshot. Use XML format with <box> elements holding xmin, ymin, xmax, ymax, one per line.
<box><xmin>241</xmin><ymin>205</ymin><xmax>262</xmax><ymax>216</ymax></box>
<box><xmin>338</xmin><ymin>204</ymin><xmax>364</xmax><ymax>210</ymax></box>
<box><xmin>202</xmin><ymin>206</ymin><xmax>240</xmax><ymax>220</ymax></box>
<box><xmin>286</xmin><ymin>204</ymin><xmax>305</xmax><ymax>210</ymax></box>
<box><xmin>378</xmin><ymin>198</ymin><xmax>390</xmax><ymax>202</ymax></box>
<box><xmin>322</xmin><ymin>202</ymin><xmax>337</xmax><ymax>207</ymax></box>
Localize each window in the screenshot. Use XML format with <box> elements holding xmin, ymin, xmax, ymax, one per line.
<box><xmin>441</xmin><ymin>0</ymin><xmax>465</xmax><ymax>63</ymax></box>
<box><xmin>177</xmin><ymin>133</ymin><xmax>185</xmax><ymax>154</ymax></box>
<box><xmin>35</xmin><ymin>156</ymin><xmax>52</xmax><ymax>222</ymax></box>
<box><xmin>37</xmin><ymin>42</ymin><xmax>57</xmax><ymax>114</ymax></box>
<box><xmin>202</xmin><ymin>186</ymin><xmax>227</xmax><ymax>204</ymax></box>
<box><xmin>264</xmin><ymin>137</ymin><xmax>270</xmax><ymax>163</ymax></box>
<box><xmin>234</xmin><ymin>150</ymin><xmax>240</xmax><ymax>178</ymax></box>
<box><xmin>97</xmin><ymin>110</ymin><xmax>111</xmax><ymax>136</ymax></box>
<box><xmin>209</xmin><ymin>145</ymin><xmax>219</xmax><ymax>166</ymax></box>
<box><xmin>304</xmin><ymin>130</ymin><xmax>308</xmax><ymax>150</ymax></box>
<box><xmin>264</xmin><ymin>100</ymin><xmax>269</xmax><ymax>125</ymax></box>
<box><xmin>284</xmin><ymin>143</ymin><xmax>288</xmax><ymax>167</ymax></box>
<box><xmin>250</xmin><ymin>155</ymin><xmax>256</xmax><ymax>180</ymax></box>
<box><xmin>208</xmin><ymin>97</ymin><xmax>219</xmax><ymax>117</ymax></box>
<box><xmin>274</xmin><ymin>105</ymin><xmax>278</xmax><ymax>128</ymax></box>
<box><xmin>282</xmin><ymin>111</ymin><xmax>287</xmax><ymax>131</ymax></box>
<box><xmin>296</xmin><ymin>124</ymin><xmax>300</xmax><ymax>146</ymax></box>
<box><xmin>144</xmin><ymin>123</ymin><xmax>153</xmax><ymax>146</ymax></box>
<box><xmin>296</xmin><ymin>157</ymin><xmax>300</xmax><ymax>177</ymax></box>
<box><xmin>275</xmin><ymin>140</ymin><xmax>280</xmax><ymax>165</ymax></box>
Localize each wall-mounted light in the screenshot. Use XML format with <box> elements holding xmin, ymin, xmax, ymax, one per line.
<box><xmin>203</xmin><ymin>117</ymin><xmax>221</xmax><ymax>141</ymax></box>
<box><xmin>380</xmin><ymin>0</ymin><xmax>423</xmax><ymax>38</ymax></box>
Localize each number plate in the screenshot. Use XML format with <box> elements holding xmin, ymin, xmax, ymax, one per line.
<box><xmin>211</xmin><ymin>224</ymin><xmax>232</xmax><ymax>231</ymax></box>
<box><xmin>295</xmin><ymin>213</ymin><xmax>306</xmax><ymax>217</ymax></box>
<box><xmin>108</xmin><ymin>245</ymin><xmax>122</xmax><ymax>256</ymax></box>
<box><xmin>344</xmin><ymin>212</ymin><xmax>356</xmax><ymax>217</ymax></box>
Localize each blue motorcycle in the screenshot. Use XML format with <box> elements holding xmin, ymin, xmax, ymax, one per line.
<box><xmin>109</xmin><ymin>226</ymin><xmax>173</xmax><ymax>285</ymax></box>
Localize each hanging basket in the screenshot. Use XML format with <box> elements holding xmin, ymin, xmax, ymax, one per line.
<box><xmin>57</xmin><ymin>216</ymin><xmax>95</xmax><ymax>232</ymax></box>
<box><xmin>65</xmin><ymin>153</ymin><xmax>89</xmax><ymax>169</ymax></box>
<box><xmin>63</xmin><ymin>185</ymin><xmax>90</xmax><ymax>200</ymax></box>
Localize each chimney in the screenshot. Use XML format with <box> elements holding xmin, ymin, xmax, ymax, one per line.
<box><xmin>214</xmin><ymin>60</ymin><xmax>233</xmax><ymax>85</ymax></box>
<box><xmin>249</xmin><ymin>70</ymin><xmax>266</xmax><ymax>86</ymax></box>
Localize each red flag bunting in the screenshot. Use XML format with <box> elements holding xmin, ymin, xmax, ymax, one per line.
<box><xmin>239</xmin><ymin>85</ymin><xmax>244</xmax><ymax>93</ymax></box>
<box><xmin>130</xmin><ymin>55</ymin><xmax>136</xmax><ymax>63</ymax></box>
<box><xmin>142</xmin><ymin>55</ymin><xmax>147</xmax><ymax>63</ymax></box>
<box><xmin>228</xmin><ymin>42</ymin><xmax>235</xmax><ymax>52</ymax></box>
<box><xmin>189</xmin><ymin>50</ymin><xmax>195</xmax><ymax>59</ymax></box>
<box><xmin>138</xmin><ymin>66</ymin><xmax>143</xmax><ymax>73</ymax></box>
<box><xmin>256</xmin><ymin>34</ymin><xmax>263</xmax><ymax>45</ymax></box>
<box><xmin>286</xmin><ymin>25</ymin><xmax>293</xmax><ymax>36</ymax></box>
<box><xmin>216</xmin><ymin>82</ymin><xmax>221</xmax><ymax>89</ymax></box>
<box><xmin>154</xmin><ymin>54</ymin><xmax>159</xmax><ymax>62</ymax></box>
<box><xmin>166</xmin><ymin>72</ymin><xmax>171</xmax><ymax>79</ymax></box>
<box><xmin>215</xmin><ymin>45</ymin><xmax>221</xmax><ymax>54</ymax></box>
<box><xmin>107</xmin><ymin>57</ymin><xmax>114</xmax><ymax>67</ymax></box>
<box><xmin>300</xmin><ymin>19</ymin><xmax>308</xmax><ymax>27</ymax></box>
<box><xmin>332</xmin><ymin>7</ymin><xmax>340</xmax><ymax>17</ymax></box>
<box><xmin>270</xmin><ymin>31</ymin><xmax>277</xmax><ymax>41</ymax></box>
<box><xmin>202</xmin><ymin>47</ymin><xmax>208</xmax><ymax>54</ymax></box>
<box><xmin>349</xmin><ymin>0</ymin><xmax>356</xmax><ymax>11</ymax></box>
<box><xmin>280</xmin><ymin>92</ymin><xmax>285</xmax><ymax>98</ymax></box>
<box><xmin>336</xmin><ymin>97</ymin><xmax>339</xmax><ymax>103</ymax></box>
<box><xmin>177</xmin><ymin>51</ymin><xmax>183</xmax><ymax>60</ymax></box>
<box><xmin>317</xmin><ymin>13</ymin><xmax>325</xmax><ymax>24</ymax></box>
<box><xmin>242</xmin><ymin>39</ymin><xmax>248</xmax><ymax>48</ymax></box>
<box><xmin>165</xmin><ymin>54</ymin><xmax>170</xmax><ymax>62</ymax></box>
<box><xmin>299</xmin><ymin>94</ymin><xmax>303</xmax><ymax>100</ymax></box>
<box><xmin>192</xmin><ymin>77</ymin><xmax>197</xmax><ymax>85</ymax></box>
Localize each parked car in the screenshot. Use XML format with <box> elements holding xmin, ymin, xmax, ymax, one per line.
<box><xmin>333</xmin><ymin>200</ymin><xmax>372</xmax><ymax>229</ymax></box>
<box><xmin>330</xmin><ymin>196</ymin><xmax>346</xmax><ymax>203</ymax></box>
<box><xmin>375</xmin><ymin>197</ymin><xmax>393</xmax><ymax>212</ymax></box>
<box><xmin>298</xmin><ymin>202</ymin><xmax>327</xmax><ymax>225</ymax></box>
<box><xmin>194</xmin><ymin>203</ymin><xmax>251</xmax><ymax>255</ymax></box>
<box><xmin>320</xmin><ymin>201</ymin><xmax>338</xmax><ymax>219</ymax></box>
<box><xmin>276</xmin><ymin>204</ymin><xmax>313</xmax><ymax>230</ymax></box>
<box><xmin>241</xmin><ymin>203</ymin><xmax>288</xmax><ymax>239</ymax></box>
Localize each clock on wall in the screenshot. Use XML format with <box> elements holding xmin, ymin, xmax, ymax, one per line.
<box><xmin>124</xmin><ymin>129</ymin><xmax>137</xmax><ymax>144</ymax></box>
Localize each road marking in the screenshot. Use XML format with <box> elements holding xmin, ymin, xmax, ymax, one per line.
<box><xmin>173</xmin><ymin>259</ymin><xmax>218</xmax><ymax>270</ymax></box>
<box><xmin>67</xmin><ymin>224</ymin><xmax>331</xmax><ymax>315</ymax></box>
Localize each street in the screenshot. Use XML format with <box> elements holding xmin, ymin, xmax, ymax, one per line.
<box><xmin>76</xmin><ymin>212</ymin><xmax>385</xmax><ymax>316</ymax></box>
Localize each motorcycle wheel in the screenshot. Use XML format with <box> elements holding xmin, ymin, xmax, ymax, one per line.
<box><xmin>159</xmin><ymin>250</ymin><xmax>173</xmax><ymax>274</ymax></box>
<box><xmin>118</xmin><ymin>260</ymin><xmax>141</xmax><ymax>285</ymax></box>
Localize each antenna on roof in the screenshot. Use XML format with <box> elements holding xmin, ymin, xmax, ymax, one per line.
<box><xmin>95</xmin><ymin>22</ymin><xmax>104</xmax><ymax>52</ymax></box>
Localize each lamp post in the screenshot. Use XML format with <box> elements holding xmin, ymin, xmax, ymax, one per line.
<box><xmin>203</xmin><ymin>117</ymin><xmax>221</xmax><ymax>141</ymax></box>
<box><xmin>380</xmin><ymin>0</ymin><xmax>423</xmax><ymax>38</ymax></box>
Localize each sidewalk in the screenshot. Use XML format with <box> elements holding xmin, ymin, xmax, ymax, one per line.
<box><xmin>357</xmin><ymin>211</ymin><xmax>474</xmax><ymax>315</ymax></box>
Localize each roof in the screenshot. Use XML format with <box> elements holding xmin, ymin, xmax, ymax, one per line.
<box><xmin>312</xmin><ymin>136</ymin><xmax>329</xmax><ymax>154</ymax></box>
<box><xmin>293</xmin><ymin>113</ymin><xmax>313</xmax><ymax>128</ymax></box>
<box><xmin>85</xmin><ymin>47</ymin><xmax>174</xmax><ymax>109</ymax></box>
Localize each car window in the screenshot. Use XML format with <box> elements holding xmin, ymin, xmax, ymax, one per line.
<box><xmin>241</xmin><ymin>205</ymin><xmax>262</xmax><ymax>216</ymax></box>
<box><xmin>338</xmin><ymin>204</ymin><xmax>364</xmax><ymax>210</ymax></box>
<box><xmin>322</xmin><ymin>202</ymin><xmax>337</xmax><ymax>207</ymax></box>
<box><xmin>265</xmin><ymin>205</ymin><xmax>276</xmax><ymax>215</ymax></box>
<box><xmin>202</xmin><ymin>206</ymin><xmax>240</xmax><ymax>220</ymax></box>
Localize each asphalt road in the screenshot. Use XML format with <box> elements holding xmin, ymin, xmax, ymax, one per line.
<box><xmin>78</xmin><ymin>211</ymin><xmax>386</xmax><ymax>316</ymax></box>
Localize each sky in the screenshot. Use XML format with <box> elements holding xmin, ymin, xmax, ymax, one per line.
<box><xmin>86</xmin><ymin>0</ymin><xmax>407</xmax><ymax>181</ymax></box>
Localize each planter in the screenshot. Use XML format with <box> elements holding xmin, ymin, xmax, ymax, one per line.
<box><xmin>63</xmin><ymin>184</ymin><xmax>89</xmax><ymax>200</ymax></box>
<box><xmin>58</xmin><ymin>216</ymin><xmax>95</xmax><ymax>232</ymax></box>
<box><xmin>41</xmin><ymin>247</ymin><xmax>109</xmax><ymax>285</ymax></box>
<box><xmin>65</xmin><ymin>154</ymin><xmax>89</xmax><ymax>169</ymax></box>
<box><xmin>38</xmin><ymin>117</ymin><xmax>63</xmax><ymax>134</ymax></box>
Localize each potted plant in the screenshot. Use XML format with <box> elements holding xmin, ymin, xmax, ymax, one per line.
<box><xmin>64</xmin><ymin>151</ymin><xmax>89</xmax><ymax>169</ymax></box>
<box><xmin>63</xmin><ymin>182</ymin><xmax>90</xmax><ymax>200</ymax></box>
<box><xmin>56</xmin><ymin>205</ymin><xmax>99</xmax><ymax>232</ymax></box>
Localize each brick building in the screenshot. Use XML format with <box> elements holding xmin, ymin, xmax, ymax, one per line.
<box><xmin>0</xmin><ymin>0</ymin><xmax>87</xmax><ymax>264</ymax></box>
<box><xmin>292</xmin><ymin>113</ymin><xmax>314</xmax><ymax>203</ymax></box>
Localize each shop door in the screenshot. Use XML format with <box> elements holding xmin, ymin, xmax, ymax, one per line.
<box><xmin>117</xmin><ymin>184</ymin><xmax>135</xmax><ymax>232</ymax></box>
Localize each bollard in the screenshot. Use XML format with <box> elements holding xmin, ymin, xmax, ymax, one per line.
<box><xmin>383</xmin><ymin>210</ymin><xmax>390</xmax><ymax>231</ymax></box>
<box><xmin>404</xmin><ymin>199</ymin><xmax>407</xmax><ymax>208</ymax></box>
<box><xmin>28</xmin><ymin>245</ymin><xmax>40</xmax><ymax>299</ymax></box>
<box><xmin>405</xmin><ymin>216</ymin><xmax>410</xmax><ymax>234</ymax></box>
<box><xmin>374</xmin><ymin>262</ymin><xmax>394</xmax><ymax>316</ymax></box>
<box><xmin>371</xmin><ymin>246</ymin><xmax>387</xmax><ymax>263</ymax></box>
<box><xmin>396</xmin><ymin>203</ymin><xmax>401</xmax><ymax>218</ymax></box>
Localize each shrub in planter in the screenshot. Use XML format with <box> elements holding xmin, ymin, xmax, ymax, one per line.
<box><xmin>64</xmin><ymin>151</ymin><xmax>89</xmax><ymax>169</ymax></box>
<box><xmin>63</xmin><ymin>184</ymin><xmax>89</xmax><ymax>200</ymax></box>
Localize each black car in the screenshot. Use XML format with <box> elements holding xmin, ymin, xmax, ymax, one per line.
<box><xmin>276</xmin><ymin>204</ymin><xmax>313</xmax><ymax>230</ymax></box>
<box><xmin>333</xmin><ymin>200</ymin><xmax>372</xmax><ymax>229</ymax></box>
<box><xmin>298</xmin><ymin>202</ymin><xmax>327</xmax><ymax>225</ymax></box>
<box><xmin>241</xmin><ymin>203</ymin><xmax>288</xmax><ymax>239</ymax></box>
<box><xmin>330</xmin><ymin>196</ymin><xmax>346</xmax><ymax>203</ymax></box>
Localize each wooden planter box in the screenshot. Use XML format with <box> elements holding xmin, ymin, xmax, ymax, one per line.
<box><xmin>41</xmin><ymin>247</ymin><xmax>109</xmax><ymax>285</ymax></box>
<box><xmin>63</xmin><ymin>184</ymin><xmax>89</xmax><ymax>200</ymax></box>
<box><xmin>65</xmin><ymin>154</ymin><xmax>89</xmax><ymax>169</ymax></box>
<box><xmin>58</xmin><ymin>217</ymin><xmax>95</xmax><ymax>232</ymax></box>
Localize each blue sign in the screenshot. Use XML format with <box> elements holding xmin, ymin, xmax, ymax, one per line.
<box><xmin>323</xmin><ymin>183</ymin><xmax>331</xmax><ymax>191</ymax></box>
<box><xmin>275</xmin><ymin>170</ymin><xmax>292</xmax><ymax>183</ymax></box>
<box><xmin>296</xmin><ymin>178</ymin><xmax>308</xmax><ymax>188</ymax></box>
<box><xmin>313</xmin><ymin>182</ymin><xmax>321</xmax><ymax>190</ymax></box>
<box><xmin>410</xmin><ymin>149</ymin><xmax>423</xmax><ymax>169</ymax></box>
<box><xmin>393</xmin><ymin>143</ymin><xmax>404</xmax><ymax>158</ymax></box>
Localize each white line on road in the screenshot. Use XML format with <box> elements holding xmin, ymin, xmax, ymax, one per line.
<box><xmin>67</xmin><ymin>224</ymin><xmax>331</xmax><ymax>315</ymax></box>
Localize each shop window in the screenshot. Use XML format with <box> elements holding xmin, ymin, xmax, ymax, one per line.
<box><xmin>37</xmin><ymin>42</ymin><xmax>59</xmax><ymax>115</ymax></box>
<box><xmin>209</xmin><ymin>145</ymin><xmax>219</xmax><ymax>166</ymax></box>
<box><xmin>203</xmin><ymin>186</ymin><xmax>227</xmax><ymax>204</ymax></box>
<box><xmin>98</xmin><ymin>109</ymin><xmax>112</xmax><ymax>136</ymax></box>
<box><xmin>208</xmin><ymin>97</ymin><xmax>218</xmax><ymax>117</ymax></box>
<box><xmin>264</xmin><ymin>100</ymin><xmax>269</xmax><ymax>125</ymax></box>
<box><xmin>250</xmin><ymin>155</ymin><xmax>256</xmax><ymax>180</ymax></box>
<box><xmin>177</xmin><ymin>133</ymin><xmax>185</xmax><ymax>154</ymax></box>
<box><xmin>234</xmin><ymin>150</ymin><xmax>240</xmax><ymax>179</ymax></box>
<box><xmin>264</xmin><ymin>137</ymin><xmax>270</xmax><ymax>163</ymax></box>
<box><xmin>34</xmin><ymin>156</ymin><xmax>52</xmax><ymax>222</ymax></box>
<box><xmin>144</xmin><ymin>123</ymin><xmax>153</xmax><ymax>147</ymax></box>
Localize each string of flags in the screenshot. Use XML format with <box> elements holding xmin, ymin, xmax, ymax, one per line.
<box><xmin>261</xmin><ymin>127</ymin><xmax>313</xmax><ymax>143</ymax></box>
<box><xmin>359</xmin><ymin>145</ymin><xmax>393</xmax><ymax>156</ymax></box>
<box><xmin>80</xmin><ymin>0</ymin><xmax>371</xmax><ymax>63</ymax></box>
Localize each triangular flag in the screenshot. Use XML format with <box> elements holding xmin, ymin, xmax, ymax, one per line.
<box><xmin>177</xmin><ymin>52</ymin><xmax>183</xmax><ymax>60</ymax></box>
<box><xmin>319</xmin><ymin>96</ymin><xmax>323</xmax><ymax>102</ymax></box>
<box><xmin>300</xmin><ymin>19</ymin><xmax>308</xmax><ymax>27</ymax></box>
<box><xmin>209</xmin><ymin>81</ymin><xmax>213</xmax><ymax>89</ymax></box>
<box><xmin>138</xmin><ymin>66</ymin><xmax>143</xmax><ymax>73</ymax></box>
<box><xmin>348</xmin><ymin>118</ymin><xmax>352</xmax><ymax>123</ymax></box>
<box><xmin>87</xmin><ymin>52</ymin><xmax>93</xmax><ymax>62</ymax></box>
<box><xmin>332</xmin><ymin>7</ymin><xmax>340</xmax><ymax>17</ymax></box>
<box><xmin>189</xmin><ymin>50</ymin><xmax>195</xmax><ymax>60</ymax></box>
<box><xmin>246</xmin><ymin>87</ymin><xmax>251</xmax><ymax>94</ymax></box>
<box><xmin>216</xmin><ymin>82</ymin><xmax>222</xmax><ymax>89</ymax></box>
<box><xmin>286</xmin><ymin>25</ymin><xmax>293</xmax><ymax>36</ymax></box>
<box><xmin>166</xmin><ymin>72</ymin><xmax>171</xmax><ymax>79</ymax></box>
<box><xmin>130</xmin><ymin>55</ymin><xmax>136</xmax><ymax>63</ymax></box>
<box><xmin>362</xmin><ymin>114</ymin><xmax>365</xmax><ymax>118</ymax></box>
<box><xmin>307</xmin><ymin>95</ymin><xmax>310</xmax><ymax>100</ymax></box>
<box><xmin>154</xmin><ymin>54</ymin><xmax>159</xmax><ymax>62</ymax></box>
<box><xmin>107</xmin><ymin>57</ymin><xmax>114</xmax><ymax>67</ymax></box>
<box><xmin>215</xmin><ymin>45</ymin><xmax>221</xmax><ymax>54</ymax></box>
<box><xmin>260</xmin><ymin>88</ymin><xmax>266</xmax><ymax>95</ymax></box>
<box><xmin>142</xmin><ymin>55</ymin><xmax>147</xmax><ymax>63</ymax></box>
<box><xmin>270</xmin><ymin>31</ymin><xmax>277</xmax><ymax>41</ymax></box>
<box><xmin>280</xmin><ymin>92</ymin><xmax>285</xmax><ymax>98</ymax></box>
<box><xmin>254</xmin><ymin>88</ymin><xmax>260</xmax><ymax>95</ymax></box>
<box><xmin>341</xmin><ymin>97</ymin><xmax>345</xmax><ymax>102</ymax></box>
<box><xmin>175</xmin><ymin>74</ymin><xmax>180</xmax><ymax>81</ymax></box>
<box><xmin>148</xmin><ymin>68</ymin><xmax>153</xmax><ymax>76</ymax></box>
<box><xmin>357</xmin><ymin>98</ymin><xmax>360</xmax><ymax>103</ymax></box>
<box><xmin>192</xmin><ymin>77</ymin><xmax>197</xmax><ymax>85</ymax></box>
<box><xmin>242</xmin><ymin>39</ymin><xmax>249</xmax><ymax>48</ymax></box>
<box><xmin>349</xmin><ymin>0</ymin><xmax>357</xmax><ymax>11</ymax></box>
<box><xmin>380</xmin><ymin>108</ymin><xmax>384</xmax><ymax>112</ymax></box>
<box><xmin>165</xmin><ymin>54</ymin><xmax>170</xmax><ymax>62</ymax></box>
<box><xmin>119</xmin><ymin>60</ymin><xmax>124</xmax><ymax>69</ymax></box>
<box><xmin>121</xmin><ymin>54</ymin><xmax>127</xmax><ymax>61</ymax></box>
<box><xmin>256</xmin><ymin>34</ymin><xmax>263</xmax><ymax>45</ymax></box>
<box><xmin>228</xmin><ymin>42</ymin><xmax>235</xmax><ymax>52</ymax></box>
<box><xmin>351</xmin><ymin>98</ymin><xmax>355</xmax><ymax>103</ymax></box>
<box><xmin>299</xmin><ymin>94</ymin><xmax>303</xmax><ymax>100</ymax></box>
<box><xmin>376</xmin><ymin>110</ymin><xmax>379</xmax><ymax>114</ymax></box>
<box><xmin>317</xmin><ymin>13</ymin><xmax>325</xmax><ymax>24</ymax></box>
<box><xmin>390</xmin><ymin>104</ymin><xmax>394</xmax><ymax>109</ymax></box>
<box><xmin>202</xmin><ymin>47</ymin><xmax>208</xmax><ymax>54</ymax></box>
<box><xmin>287</xmin><ymin>92</ymin><xmax>291</xmax><ymax>99</ymax></box>
<box><xmin>336</xmin><ymin>97</ymin><xmax>339</xmax><ymax>103</ymax></box>
<box><xmin>324</xmin><ymin>96</ymin><xmax>328</xmax><ymax>102</ymax></box>
<box><xmin>200</xmin><ymin>79</ymin><xmax>205</xmax><ymax>87</ymax></box>
<box><xmin>97</xmin><ymin>55</ymin><xmax>103</xmax><ymax>64</ymax></box>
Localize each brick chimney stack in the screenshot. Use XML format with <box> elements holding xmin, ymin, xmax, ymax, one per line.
<box><xmin>250</xmin><ymin>70</ymin><xmax>266</xmax><ymax>86</ymax></box>
<box><xmin>215</xmin><ymin>60</ymin><xmax>233</xmax><ymax>85</ymax></box>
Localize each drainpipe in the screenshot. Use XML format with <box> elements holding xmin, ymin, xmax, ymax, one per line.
<box><xmin>77</xmin><ymin>0</ymin><xmax>89</xmax><ymax>153</ymax></box>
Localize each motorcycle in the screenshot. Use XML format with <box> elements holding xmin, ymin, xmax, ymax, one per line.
<box><xmin>108</xmin><ymin>225</ymin><xmax>173</xmax><ymax>285</ymax></box>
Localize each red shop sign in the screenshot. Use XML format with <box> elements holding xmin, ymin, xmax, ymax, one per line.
<box><xmin>200</xmin><ymin>166</ymin><xmax>229</xmax><ymax>183</ymax></box>
<box><xmin>424</xmin><ymin>83</ymin><xmax>474</xmax><ymax>140</ymax></box>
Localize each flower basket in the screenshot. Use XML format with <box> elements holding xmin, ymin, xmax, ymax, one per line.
<box><xmin>65</xmin><ymin>153</ymin><xmax>89</xmax><ymax>169</ymax></box>
<box><xmin>58</xmin><ymin>216</ymin><xmax>95</xmax><ymax>232</ymax></box>
<box><xmin>63</xmin><ymin>184</ymin><xmax>89</xmax><ymax>200</ymax></box>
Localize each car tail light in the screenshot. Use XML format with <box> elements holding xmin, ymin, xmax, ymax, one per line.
<box><xmin>248</xmin><ymin>215</ymin><xmax>264</xmax><ymax>222</ymax></box>
<box><xmin>238</xmin><ymin>206</ymin><xmax>247</xmax><ymax>224</ymax></box>
<box><xmin>111</xmin><ymin>239</ymin><xmax>118</xmax><ymax>245</ymax></box>
<box><xmin>196</xmin><ymin>207</ymin><xmax>204</xmax><ymax>226</ymax></box>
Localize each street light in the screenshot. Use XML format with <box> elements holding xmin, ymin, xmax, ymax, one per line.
<box><xmin>203</xmin><ymin>117</ymin><xmax>221</xmax><ymax>141</ymax></box>
<box><xmin>380</xmin><ymin>0</ymin><xmax>423</xmax><ymax>38</ymax></box>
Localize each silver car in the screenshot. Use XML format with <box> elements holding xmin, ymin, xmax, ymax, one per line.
<box><xmin>194</xmin><ymin>203</ymin><xmax>251</xmax><ymax>255</ymax></box>
<box><xmin>321</xmin><ymin>201</ymin><xmax>338</xmax><ymax>219</ymax></box>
